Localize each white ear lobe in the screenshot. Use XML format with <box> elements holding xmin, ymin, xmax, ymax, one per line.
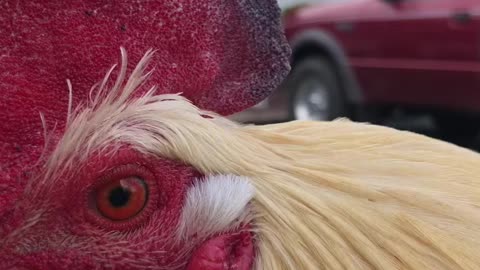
<box><xmin>176</xmin><ymin>174</ymin><xmax>254</xmax><ymax>241</ymax></box>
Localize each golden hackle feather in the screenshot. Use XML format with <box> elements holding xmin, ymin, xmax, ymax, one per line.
<box><xmin>44</xmin><ymin>49</ymin><xmax>480</xmax><ymax>269</ymax></box>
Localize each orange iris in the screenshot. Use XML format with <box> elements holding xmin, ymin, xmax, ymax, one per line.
<box><xmin>96</xmin><ymin>177</ymin><xmax>148</xmax><ymax>221</ymax></box>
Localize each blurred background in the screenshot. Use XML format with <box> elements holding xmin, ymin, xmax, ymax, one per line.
<box><xmin>231</xmin><ymin>0</ymin><xmax>480</xmax><ymax>150</ymax></box>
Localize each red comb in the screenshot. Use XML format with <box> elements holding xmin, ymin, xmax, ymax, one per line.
<box><xmin>0</xmin><ymin>0</ymin><xmax>290</xmax><ymax>211</ymax></box>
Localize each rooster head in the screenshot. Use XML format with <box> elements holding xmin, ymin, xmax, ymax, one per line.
<box><xmin>0</xmin><ymin>1</ymin><xmax>290</xmax><ymax>269</ymax></box>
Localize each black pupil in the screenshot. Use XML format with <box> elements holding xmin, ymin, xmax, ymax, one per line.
<box><xmin>109</xmin><ymin>187</ymin><xmax>131</xmax><ymax>208</ymax></box>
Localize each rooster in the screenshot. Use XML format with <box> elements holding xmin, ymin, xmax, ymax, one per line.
<box><xmin>1</xmin><ymin>1</ymin><xmax>479</xmax><ymax>270</ymax></box>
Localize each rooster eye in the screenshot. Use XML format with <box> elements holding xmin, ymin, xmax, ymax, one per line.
<box><xmin>95</xmin><ymin>177</ymin><xmax>148</xmax><ymax>221</ymax></box>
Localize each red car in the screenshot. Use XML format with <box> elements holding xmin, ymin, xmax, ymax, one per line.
<box><xmin>233</xmin><ymin>0</ymin><xmax>480</xmax><ymax>138</ymax></box>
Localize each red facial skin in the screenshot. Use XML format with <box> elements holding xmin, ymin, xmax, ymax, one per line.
<box><xmin>0</xmin><ymin>148</ymin><xmax>254</xmax><ymax>269</ymax></box>
<box><xmin>0</xmin><ymin>1</ymin><xmax>289</xmax><ymax>269</ymax></box>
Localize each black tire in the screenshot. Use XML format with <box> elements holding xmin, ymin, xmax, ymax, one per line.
<box><xmin>287</xmin><ymin>56</ymin><xmax>347</xmax><ymax>121</ymax></box>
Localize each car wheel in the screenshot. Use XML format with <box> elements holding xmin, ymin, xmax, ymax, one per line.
<box><xmin>288</xmin><ymin>57</ymin><xmax>347</xmax><ymax>121</ymax></box>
